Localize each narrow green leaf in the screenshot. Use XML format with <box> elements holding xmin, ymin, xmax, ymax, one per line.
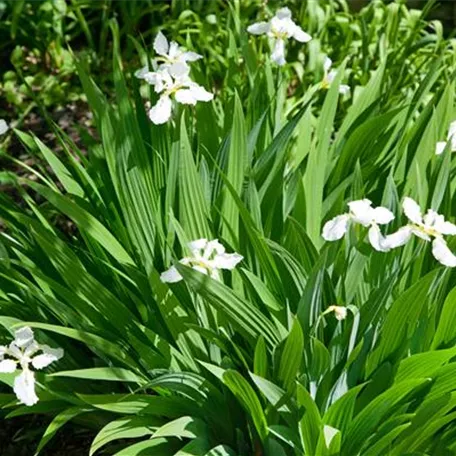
<box><xmin>179</xmin><ymin>118</ymin><xmax>211</xmax><ymax>239</ymax></box>
<box><xmin>222</xmin><ymin>92</ymin><xmax>246</xmax><ymax>244</ymax></box>
<box><xmin>297</xmin><ymin>384</ymin><xmax>322</xmax><ymax>455</ymax></box>
<box><xmin>50</xmin><ymin>368</ymin><xmax>145</xmax><ymax>384</ymax></box>
<box><xmin>90</xmin><ymin>416</ymin><xmax>160</xmax><ymax>456</ymax></box>
<box><xmin>36</xmin><ymin>407</ymin><xmax>87</xmax><ymax>455</ymax></box>
<box><xmin>432</xmin><ymin>286</ymin><xmax>456</xmax><ymax>349</ymax></box>
<box><xmin>28</xmin><ymin>182</ymin><xmax>134</xmax><ymax>266</ymax></box>
<box><xmin>253</xmin><ymin>336</ymin><xmax>268</xmax><ymax>378</ymax></box>
<box><xmin>223</xmin><ymin>370</ymin><xmax>269</xmax><ymax>442</ymax></box>
<box><xmin>278</xmin><ymin>319</ymin><xmax>303</xmax><ymax>392</ymax></box>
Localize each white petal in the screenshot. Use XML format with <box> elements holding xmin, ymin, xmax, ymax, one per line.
<box><xmin>175</xmin><ymin>85</ymin><xmax>213</xmax><ymax>105</ymax></box>
<box><xmin>271</xmin><ymin>39</ymin><xmax>286</xmax><ymax>66</ymax></box>
<box><xmin>31</xmin><ymin>346</ymin><xmax>63</xmax><ymax>370</ymax></box>
<box><xmin>14</xmin><ymin>327</ymin><xmax>35</xmax><ymax>348</ymax></box>
<box><xmin>322</xmin><ymin>214</ymin><xmax>350</xmax><ymax>241</ymax></box>
<box><xmin>213</xmin><ymin>253</ymin><xmax>243</xmax><ymax>270</ymax></box>
<box><xmin>8</xmin><ymin>344</ymin><xmax>22</xmax><ymax>359</ymax></box>
<box><xmin>14</xmin><ymin>370</ymin><xmax>39</xmax><ymax>406</ymax></box>
<box><xmin>0</xmin><ymin>359</ymin><xmax>17</xmax><ymax>373</ymax></box>
<box><xmin>188</xmin><ymin>239</ymin><xmax>208</xmax><ymax>251</ymax></box>
<box><xmin>175</xmin><ymin>89</ymin><xmax>197</xmax><ymax>105</ymax></box>
<box><xmin>193</xmin><ymin>86</ymin><xmax>213</xmax><ymax>102</ymax></box>
<box><xmin>435</xmin><ymin>141</ymin><xmax>447</xmax><ymax>155</ymax></box>
<box><xmin>154</xmin><ymin>31</ymin><xmax>169</xmax><ymax>56</ymax></box>
<box><xmin>382</xmin><ymin>226</ymin><xmax>413</xmax><ymax>249</ymax></box>
<box><xmin>326</xmin><ymin>70</ymin><xmax>337</xmax><ymax>85</ymax></box>
<box><xmin>403</xmin><ymin>197</ymin><xmax>422</xmax><ymax>224</ymax></box>
<box><xmin>203</xmin><ymin>240</ymin><xmax>225</xmax><ymax>259</ymax></box>
<box><xmin>324</xmin><ymin>57</ymin><xmax>332</xmax><ymax>73</ymax></box>
<box><xmin>293</xmin><ymin>26</ymin><xmax>312</xmax><ymax>43</ymax></box>
<box><xmin>247</xmin><ymin>21</ymin><xmax>270</xmax><ymax>35</ymax></box>
<box><xmin>449</xmin><ymin>121</ymin><xmax>456</xmax><ymax>151</ymax></box>
<box><xmin>423</xmin><ymin>210</ymin><xmax>438</xmax><ymax>227</ymax></box>
<box><xmin>134</xmin><ymin>65</ymin><xmax>149</xmax><ymax>80</ymax></box>
<box><xmin>160</xmin><ymin>266</ymin><xmax>183</xmax><ymax>283</ymax></box>
<box><xmin>168</xmin><ymin>62</ymin><xmax>190</xmax><ymax>79</ymax></box>
<box><xmin>143</xmin><ymin>71</ymin><xmax>161</xmax><ymax>87</ymax></box>
<box><xmin>184</xmin><ymin>51</ymin><xmax>202</xmax><ymax>62</ymax></box>
<box><xmin>451</xmin><ymin>137</ymin><xmax>456</xmax><ymax>153</ymax></box>
<box><xmin>412</xmin><ymin>227</ymin><xmax>431</xmax><ymax>242</ymax></box>
<box><xmin>339</xmin><ymin>84</ymin><xmax>350</xmax><ymax>95</ymax></box>
<box><xmin>347</xmin><ymin>199</ymin><xmax>372</xmax><ymax>215</ymax></box>
<box><xmin>447</xmin><ymin>120</ymin><xmax>456</xmax><ymax>140</ymax></box>
<box><xmin>348</xmin><ymin>199</ymin><xmax>373</xmax><ymax>226</ymax></box>
<box><xmin>323</xmin><ymin>425</ymin><xmax>340</xmax><ymax>446</ymax></box>
<box><xmin>167</xmin><ymin>41</ymin><xmax>180</xmax><ymax>59</ymax></box>
<box><xmin>0</xmin><ymin>119</ymin><xmax>9</xmax><ymax>135</ymax></box>
<box><xmin>148</xmin><ymin>96</ymin><xmax>172</xmax><ymax>125</ymax></box>
<box><xmin>185</xmin><ymin>84</ymin><xmax>213</xmax><ymax>102</ymax></box>
<box><xmin>434</xmin><ymin>219</ymin><xmax>456</xmax><ymax>236</ymax></box>
<box><xmin>432</xmin><ymin>238</ymin><xmax>456</xmax><ymax>267</ymax></box>
<box><xmin>372</xmin><ymin>207</ymin><xmax>394</xmax><ymax>225</ymax></box>
<box><xmin>193</xmin><ymin>265</ymin><xmax>209</xmax><ymax>275</ymax></box>
<box><xmin>24</xmin><ymin>341</ymin><xmax>40</xmax><ymax>358</ymax></box>
<box><xmin>276</xmin><ymin>7</ymin><xmax>292</xmax><ymax>19</ymax></box>
<box><xmin>368</xmin><ymin>224</ymin><xmax>389</xmax><ymax>252</ymax></box>
<box><xmin>208</xmin><ymin>240</ymin><xmax>225</xmax><ymax>255</ymax></box>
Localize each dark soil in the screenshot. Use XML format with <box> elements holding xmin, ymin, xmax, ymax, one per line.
<box><xmin>0</xmin><ymin>415</ymin><xmax>95</xmax><ymax>456</ymax></box>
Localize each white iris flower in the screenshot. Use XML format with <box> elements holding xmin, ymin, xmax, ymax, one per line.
<box><xmin>435</xmin><ymin>120</ymin><xmax>456</xmax><ymax>155</ymax></box>
<box><xmin>0</xmin><ymin>327</ymin><xmax>63</xmax><ymax>406</ymax></box>
<box><xmin>247</xmin><ymin>7</ymin><xmax>312</xmax><ymax>66</ymax></box>
<box><xmin>322</xmin><ymin>199</ymin><xmax>394</xmax><ymax>252</ymax></box>
<box><xmin>382</xmin><ymin>197</ymin><xmax>456</xmax><ymax>267</ymax></box>
<box><xmin>143</xmin><ymin>63</ymin><xmax>213</xmax><ymax>125</ymax></box>
<box><xmin>321</xmin><ymin>57</ymin><xmax>350</xmax><ymax>95</ymax></box>
<box><xmin>135</xmin><ymin>32</ymin><xmax>213</xmax><ymax>125</ymax></box>
<box><xmin>160</xmin><ymin>239</ymin><xmax>243</xmax><ymax>283</ymax></box>
<box><xmin>322</xmin><ymin>305</ymin><xmax>348</xmax><ymax>321</ymax></box>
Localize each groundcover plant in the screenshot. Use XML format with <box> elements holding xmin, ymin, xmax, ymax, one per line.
<box><xmin>2</xmin><ymin>0</ymin><xmax>456</xmax><ymax>454</ymax></box>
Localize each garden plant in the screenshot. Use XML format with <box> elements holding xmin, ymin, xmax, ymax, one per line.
<box><xmin>2</xmin><ymin>0</ymin><xmax>456</xmax><ymax>455</ymax></box>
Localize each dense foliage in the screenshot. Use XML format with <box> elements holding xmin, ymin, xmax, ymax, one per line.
<box><xmin>2</xmin><ymin>0</ymin><xmax>456</xmax><ymax>454</ymax></box>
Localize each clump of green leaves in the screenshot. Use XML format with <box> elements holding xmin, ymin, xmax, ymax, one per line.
<box><xmin>1</xmin><ymin>1</ymin><xmax>456</xmax><ymax>455</ymax></box>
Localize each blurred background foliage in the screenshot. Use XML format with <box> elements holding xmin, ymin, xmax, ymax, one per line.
<box><xmin>0</xmin><ymin>0</ymin><xmax>454</xmax><ymax>141</ymax></box>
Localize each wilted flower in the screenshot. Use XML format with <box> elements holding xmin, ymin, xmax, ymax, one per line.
<box><xmin>143</xmin><ymin>64</ymin><xmax>213</xmax><ymax>124</ymax></box>
<box><xmin>322</xmin><ymin>199</ymin><xmax>394</xmax><ymax>252</ymax></box>
<box><xmin>0</xmin><ymin>119</ymin><xmax>8</xmax><ymax>135</ymax></box>
<box><xmin>435</xmin><ymin>121</ymin><xmax>456</xmax><ymax>155</ymax></box>
<box><xmin>160</xmin><ymin>238</ymin><xmax>243</xmax><ymax>283</ymax></box>
<box><xmin>247</xmin><ymin>7</ymin><xmax>311</xmax><ymax>66</ymax></box>
<box><xmin>325</xmin><ymin>305</ymin><xmax>348</xmax><ymax>321</ymax></box>
<box><xmin>321</xmin><ymin>57</ymin><xmax>350</xmax><ymax>95</ymax></box>
<box><xmin>0</xmin><ymin>327</ymin><xmax>63</xmax><ymax>406</ymax></box>
<box><xmin>382</xmin><ymin>197</ymin><xmax>456</xmax><ymax>267</ymax></box>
